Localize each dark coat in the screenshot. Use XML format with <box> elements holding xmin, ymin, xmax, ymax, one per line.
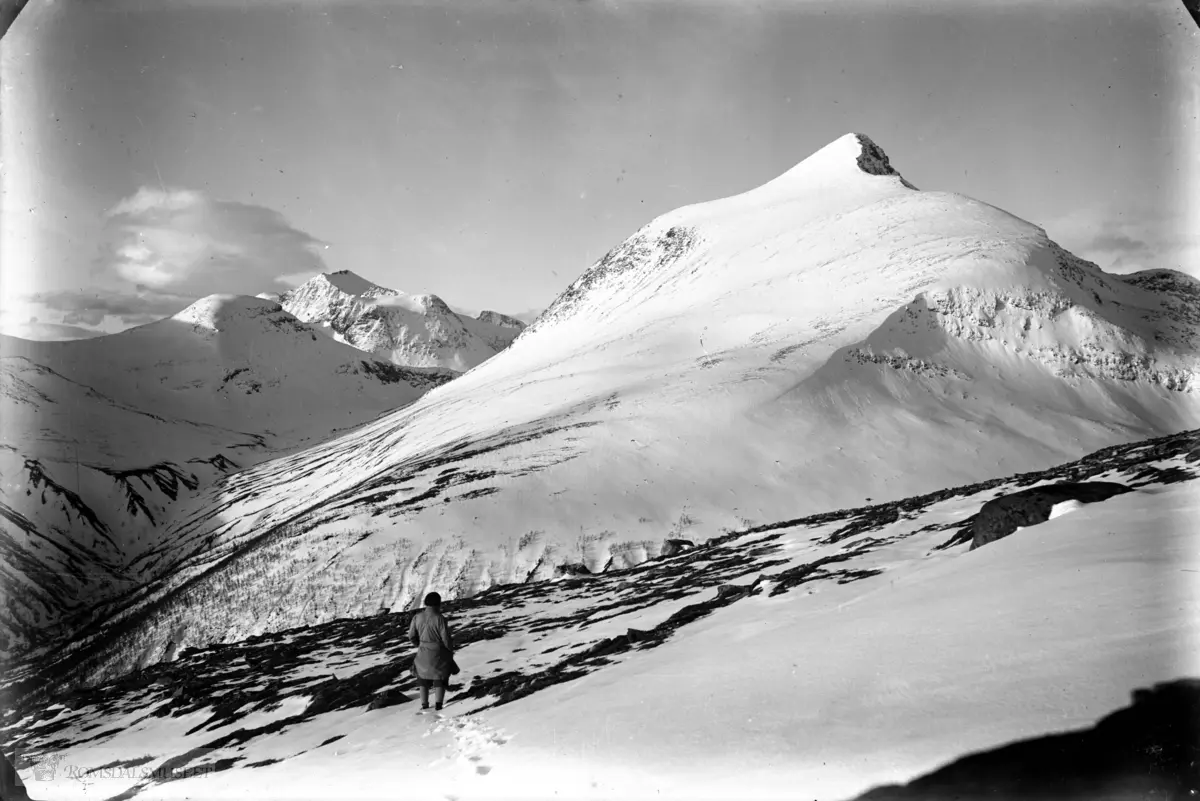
<box><xmin>408</xmin><ymin>607</ymin><xmax>455</xmax><ymax>681</ymax></box>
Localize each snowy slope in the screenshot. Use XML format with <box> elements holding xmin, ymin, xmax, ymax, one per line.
<box><xmin>4</xmin><ymin>430</ymin><xmax>1196</xmax><ymax>800</ymax></box>
<box><xmin>0</xmin><ymin>356</ymin><xmax>264</xmax><ymax>658</ymax></box>
<box><xmin>24</xmin><ymin>133</ymin><xmax>1200</xmax><ymax>687</ymax></box>
<box><xmin>3</xmin><ymin>294</ymin><xmax>456</xmax><ymax>440</ymax></box>
<box><xmin>280</xmin><ymin>271</ymin><xmax>526</xmax><ymax>370</ymax></box>
<box><xmin>0</xmin><ymin>296</ymin><xmax>455</xmax><ymax>659</ymax></box>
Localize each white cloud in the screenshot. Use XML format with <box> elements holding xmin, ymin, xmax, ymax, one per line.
<box><xmin>7</xmin><ymin>188</ymin><xmax>332</xmax><ymax>339</ymax></box>
<box><xmin>374</xmin><ymin>293</ymin><xmax>435</xmax><ymax>314</ymax></box>
<box><xmin>275</xmin><ymin>270</ymin><xmax>323</xmax><ymax>288</ymax></box>
<box><xmin>26</xmin><ymin>287</ymin><xmax>192</xmax><ymax>328</ymax></box>
<box><xmin>0</xmin><ymin>319</ymin><xmax>107</xmax><ymax>341</ymax></box>
<box><xmin>1041</xmin><ymin>203</ymin><xmax>1199</xmax><ymax>278</ymax></box>
<box><xmin>511</xmin><ymin>308</ymin><xmax>543</xmax><ymax>324</ymax></box>
<box><xmin>98</xmin><ymin>187</ymin><xmax>329</xmax><ymax>297</ymax></box>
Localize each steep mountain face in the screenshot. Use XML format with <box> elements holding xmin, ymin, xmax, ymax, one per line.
<box><xmin>476</xmin><ymin>310</ymin><xmax>526</xmax><ymax>330</ymax></box>
<box><xmin>19</xmin><ymin>134</ymin><xmax>1200</xmax><ymax>684</ymax></box>
<box><xmin>279</xmin><ymin>272</ymin><xmax>526</xmax><ymax>371</ymax></box>
<box><xmin>0</xmin><ymin>357</ymin><xmax>260</xmax><ymax>660</ymax></box>
<box><xmin>0</xmin><ymin>295</ymin><xmax>455</xmax><ymax>660</ymax></box>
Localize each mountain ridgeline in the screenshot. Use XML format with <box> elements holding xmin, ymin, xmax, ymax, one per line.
<box><xmin>278</xmin><ymin>272</ymin><xmax>526</xmax><ymax>371</ymax></box>
<box><xmin>4</xmin><ymin>133</ymin><xmax>1194</xmax><ymax>689</ymax></box>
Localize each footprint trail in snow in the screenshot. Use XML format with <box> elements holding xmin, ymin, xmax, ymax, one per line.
<box><xmin>428</xmin><ymin>715</ymin><xmax>512</xmax><ymax>776</ymax></box>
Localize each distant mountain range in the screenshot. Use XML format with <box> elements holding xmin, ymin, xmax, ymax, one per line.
<box><xmin>1</xmin><ymin>268</ymin><xmax>531</xmax><ymax>658</ymax></box>
<box><xmin>0</xmin><ymin>294</ymin><xmax>460</xmax><ymax>659</ymax></box>
<box><xmin>276</xmin><ymin>271</ymin><xmax>526</xmax><ymax>371</ymax></box>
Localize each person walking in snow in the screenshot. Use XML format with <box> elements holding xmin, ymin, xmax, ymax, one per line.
<box><xmin>407</xmin><ymin>592</ymin><xmax>456</xmax><ymax>712</ymax></box>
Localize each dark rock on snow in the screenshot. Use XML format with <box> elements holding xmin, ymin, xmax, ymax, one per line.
<box><xmin>661</xmin><ymin>539</ymin><xmax>695</xmax><ymax>557</ymax></box>
<box><xmin>367</xmin><ymin>689</ymin><xmax>411</xmax><ymax>711</ymax></box>
<box><xmin>970</xmin><ymin>482</ymin><xmax>1133</xmax><ymax>550</ymax></box>
<box><xmin>716</xmin><ymin>584</ymin><xmax>750</xmax><ymax>601</ymax></box>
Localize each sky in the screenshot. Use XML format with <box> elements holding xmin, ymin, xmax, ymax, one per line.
<box><xmin>1</xmin><ymin>0</ymin><xmax>1197</xmax><ymax>339</ymax></box>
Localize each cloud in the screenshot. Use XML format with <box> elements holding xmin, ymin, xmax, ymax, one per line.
<box><xmin>29</xmin><ymin>288</ymin><xmax>192</xmax><ymax>327</ymax></box>
<box><xmin>510</xmin><ymin>308</ymin><xmax>543</xmax><ymax>324</ymax></box>
<box><xmin>375</xmin><ymin>294</ymin><xmax>435</xmax><ymax>314</ymax></box>
<box><xmin>2</xmin><ymin>320</ymin><xmax>107</xmax><ymax>341</ymax></box>
<box><xmin>1043</xmin><ymin>204</ymin><xmax>1199</xmax><ymax>278</ymax></box>
<box><xmin>1086</xmin><ymin>232</ymin><xmax>1155</xmax><ymax>259</ymax></box>
<box><xmin>13</xmin><ymin>187</ymin><xmax>331</xmax><ymax>335</ymax></box>
<box><xmin>274</xmin><ymin>271</ymin><xmax>323</xmax><ymax>288</ymax></box>
<box><xmin>1078</xmin><ymin>229</ymin><xmax>1161</xmax><ymax>273</ymax></box>
<box><xmin>98</xmin><ymin>187</ymin><xmax>329</xmax><ymax>297</ymax></box>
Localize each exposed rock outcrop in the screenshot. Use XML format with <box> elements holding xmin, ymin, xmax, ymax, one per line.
<box><xmin>661</xmin><ymin>539</ymin><xmax>696</xmax><ymax>557</ymax></box>
<box><xmin>970</xmin><ymin>482</ymin><xmax>1134</xmax><ymax>550</ymax></box>
<box><xmin>280</xmin><ymin>272</ymin><xmax>526</xmax><ymax>370</ymax></box>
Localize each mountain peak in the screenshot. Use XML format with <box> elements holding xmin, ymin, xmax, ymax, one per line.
<box><xmin>279</xmin><ymin>280</ymin><xmax>524</xmax><ymax>370</ymax></box>
<box><xmin>764</xmin><ymin>132</ymin><xmax>917</xmax><ymax>193</ymax></box>
<box><xmin>411</xmin><ymin>293</ymin><xmax>453</xmax><ymax>316</ymax></box>
<box><xmin>851</xmin><ymin>133</ymin><xmax>913</xmax><ymax>185</ymax></box>
<box><xmin>477</xmin><ymin>310</ymin><xmax>527</xmax><ymax>330</ymax></box>
<box><xmin>172</xmin><ymin>294</ymin><xmax>285</xmax><ymax>331</ymax></box>
<box><xmin>320</xmin><ymin>270</ymin><xmax>390</xmax><ymax>297</ymax></box>
<box><xmin>524</xmin><ymin>134</ymin><xmax>926</xmax><ymax>339</ymax></box>
<box><xmin>370</xmin><ymin>292</ymin><xmax>453</xmax><ymax>317</ymax></box>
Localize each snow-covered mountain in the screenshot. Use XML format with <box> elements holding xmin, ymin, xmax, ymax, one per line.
<box><xmin>5</xmin><ymin>294</ymin><xmax>456</xmax><ymax>438</ymax></box>
<box><xmin>4</xmin><ymin>429</ymin><xmax>1197</xmax><ymax>800</ymax></box>
<box><xmin>279</xmin><ymin>271</ymin><xmax>526</xmax><ymax>371</ymax></box>
<box><xmin>26</xmin><ymin>133</ymin><xmax>1199</xmax><ymax>687</ymax></box>
<box><xmin>0</xmin><ymin>295</ymin><xmax>455</xmax><ymax>659</ymax></box>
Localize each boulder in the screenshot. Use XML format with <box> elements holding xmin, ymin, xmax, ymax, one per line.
<box><xmin>367</xmin><ymin>689</ymin><xmax>411</xmax><ymax>711</ymax></box>
<box><xmin>304</xmin><ymin>677</ymin><xmax>352</xmax><ymax>716</ymax></box>
<box><xmin>716</xmin><ymin>584</ymin><xmax>749</xmax><ymax>601</ymax></box>
<box><xmin>661</xmin><ymin>539</ymin><xmax>695</xmax><ymax>557</ymax></box>
<box><xmin>971</xmin><ymin>482</ymin><xmax>1133</xmax><ymax>550</ymax></box>
<box><xmin>626</xmin><ymin>628</ymin><xmax>651</xmax><ymax>644</ymax></box>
